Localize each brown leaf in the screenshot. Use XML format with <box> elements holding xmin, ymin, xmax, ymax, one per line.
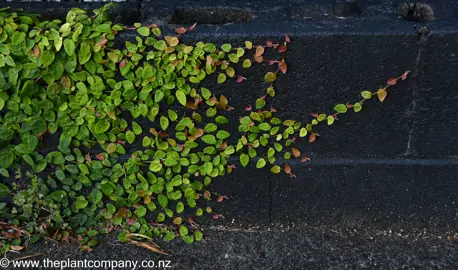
<box><xmin>377</xmin><ymin>89</ymin><xmax>387</xmax><ymax>102</ymax></box>
<box><xmin>95</xmin><ymin>154</ymin><xmax>104</xmax><ymax>161</ymax></box>
<box><xmin>285</xmin><ymin>164</ymin><xmax>292</xmax><ymax>174</ymax></box>
<box><xmin>255</xmin><ymin>46</ymin><xmax>264</xmax><ymax>57</ymax></box>
<box><xmin>386</xmin><ymin>78</ymin><xmax>397</xmax><ymax>86</ymax></box>
<box><xmin>309</xmin><ymin>133</ymin><xmax>316</xmax><ymax>143</ymax></box>
<box><xmin>291</xmin><ymin>148</ymin><xmax>301</xmax><ymax>157</ymax></box>
<box><xmin>84</xmin><ymin>153</ymin><xmax>92</xmax><ymax>162</ymax></box>
<box><xmin>278</xmin><ymin>61</ymin><xmax>287</xmax><ymax>74</ymax></box>
<box><xmin>149</xmin><ymin>128</ymin><xmax>158</xmax><ymax>136</ymax></box>
<box><xmin>129</xmin><ymin>240</ymin><xmax>168</xmax><ymax>255</ymax></box>
<box><xmin>114</xmin><ymin>207</ymin><xmax>129</xmax><ymax>219</ymax></box>
<box><xmin>33</xmin><ymin>45</ymin><xmax>40</xmax><ymax>57</ymax></box>
<box><xmin>254</xmin><ymin>55</ymin><xmax>263</xmax><ymax>63</ymax></box>
<box><xmin>277</xmin><ymin>44</ymin><xmax>287</xmax><ymax>53</ymax></box>
<box><xmin>266</xmin><ymin>40</ymin><xmax>273</xmax><ymax>47</ymax></box>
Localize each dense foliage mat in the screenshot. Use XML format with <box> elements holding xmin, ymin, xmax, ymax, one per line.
<box><xmin>0</xmin><ymin>4</ymin><xmax>409</xmax><ymax>253</ymax></box>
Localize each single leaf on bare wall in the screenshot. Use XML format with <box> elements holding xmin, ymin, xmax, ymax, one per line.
<box><xmin>377</xmin><ymin>89</ymin><xmax>387</xmax><ymax>102</ymax></box>
<box><xmin>279</xmin><ymin>61</ymin><xmax>287</xmax><ymax>74</ymax></box>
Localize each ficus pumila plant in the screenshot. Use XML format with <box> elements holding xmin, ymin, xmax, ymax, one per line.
<box><xmin>0</xmin><ymin>4</ymin><xmax>409</xmax><ymax>254</ymax></box>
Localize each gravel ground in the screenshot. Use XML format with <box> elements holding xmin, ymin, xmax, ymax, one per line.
<box><xmin>5</xmin><ymin>224</ymin><xmax>458</xmax><ymax>270</ymax></box>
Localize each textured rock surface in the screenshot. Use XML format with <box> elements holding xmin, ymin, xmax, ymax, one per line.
<box><xmin>2</xmin><ymin>0</ymin><xmax>458</xmax><ymax>268</ymax></box>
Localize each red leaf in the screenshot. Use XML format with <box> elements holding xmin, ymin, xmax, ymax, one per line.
<box><xmin>346</xmin><ymin>103</ymin><xmax>353</xmax><ymax>108</ymax></box>
<box><xmin>96</xmin><ymin>154</ymin><xmax>104</xmax><ymax>161</ymax></box>
<box><xmin>271</xmin><ymin>107</ymin><xmax>277</xmax><ymax>112</ymax></box>
<box><xmin>217</xmin><ymin>196</ymin><xmax>224</xmax><ymax>202</ymax></box>
<box><xmin>278</xmin><ymin>61</ymin><xmax>287</xmax><ymax>74</ymax></box>
<box><xmin>401</xmin><ymin>70</ymin><xmax>410</xmax><ymax>80</ymax></box>
<box><xmin>301</xmin><ymin>156</ymin><xmax>310</xmax><ymax>163</ymax></box>
<box><xmin>309</xmin><ymin>133</ymin><xmax>316</xmax><ymax>143</ymax></box>
<box><xmin>119</xmin><ymin>59</ymin><xmax>126</xmax><ymax>68</ymax></box>
<box><xmin>212</xmin><ymin>213</ymin><xmax>222</xmax><ymax>220</ymax></box>
<box><xmin>311</xmin><ymin>112</ymin><xmax>319</xmax><ymax>118</ymax></box>
<box><xmin>97</xmin><ymin>36</ymin><xmax>108</xmax><ymax>47</ymax></box>
<box><xmin>285</xmin><ymin>34</ymin><xmax>291</xmax><ymax>43</ymax></box>
<box><xmin>266</xmin><ymin>40</ymin><xmax>273</xmax><ymax>47</ymax></box>
<box><xmin>175</xmin><ymin>27</ymin><xmax>187</xmax><ymax>34</ymax></box>
<box><xmin>386</xmin><ymin>78</ymin><xmax>397</xmax><ymax>86</ymax></box>
<box><xmin>268</xmin><ymin>60</ymin><xmax>276</xmax><ymax>65</ymax></box>
<box><xmin>278</xmin><ymin>44</ymin><xmax>287</xmax><ymax>53</ymax></box>
<box><xmin>245</xmin><ymin>104</ymin><xmax>252</xmax><ymax>111</ymax></box>
<box><xmin>236</xmin><ymin>75</ymin><xmax>246</xmax><ymax>83</ymax></box>
<box><xmin>189</xmin><ymin>22</ymin><xmax>197</xmax><ymax>31</ymax></box>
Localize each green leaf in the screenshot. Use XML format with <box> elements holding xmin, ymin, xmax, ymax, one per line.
<box><xmin>255</xmin><ymin>98</ymin><xmax>266</xmax><ymax>109</ymax></box>
<box><xmin>176</xmin><ymin>202</ymin><xmax>185</xmax><ymax>213</ymax></box>
<box><xmin>256</xmin><ymin>158</ymin><xmax>266</xmax><ymax>168</ymax></box>
<box><xmin>189</xmin><ymin>231</ymin><xmax>201</xmax><ymax>242</ymax></box>
<box><xmin>217</xmin><ymin>73</ymin><xmax>226</xmax><ymax>84</ymax></box>
<box><xmin>221</xmin><ymin>44</ymin><xmax>232</xmax><ymax>52</ymax></box>
<box><xmin>50</xmin><ymin>190</ymin><xmax>67</xmax><ymax>202</ymax></box>
<box><xmin>258</xmin><ymin>123</ymin><xmax>271</xmax><ymax>131</ymax></box>
<box><xmin>201</xmin><ymin>135</ymin><xmax>216</xmax><ymax>145</ymax></box>
<box><xmin>126</xmin><ymin>131</ymin><xmax>135</xmax><ymax>144</ymax></box>
<box><xmin>201</xmin><ymin>88</ymin><xmax>212</xmax><ymax>100</ymax></box>
<box><xmin>180</xmin><ymin>225</ymin><xmax>188</xmax><ymax>236</ymax></box>
<box><xmin>132</xmin><ymin>121</ymin><xmax>142</xmax><ymax>135</ymax></box>
<box><xmin>264</xmin><ymin>72</ymin><xmax>277</xmax><ymax>83</ymax></box>
<box><xmin>299</xmin><ymin>128</ymin><xmax>307</xmax><ymax>137</ymax></box>
<box><xmin>176</xmin><ymin>90</ymin><xmax>187</xmax><ymax>106</ymax></box>
<box><xmin>240</xmin><ymin>153</ymin><xmax>249</xmax><ymax>167</ymax></box>
<box><xmin>12</xmin><ymin>31</ymin><xmax>26</xmax><ymax>45</ymax></box>
<box><xmin>353</xmin><ymin>102</ymin><xmax>362</xmax><ymax>112</ymax></box>
<box><xmin>94</xmin><ymin>120</ymin><xmax>110</xmax><ymax>134</ymax></box>
<box><xmin>136</xmin><ymin>206</ymin><xmax>147</xmax><ymax>218</ymax></box>
<box><xmin>158</xmin><ymin>194</ymin><xmax>168</xmax><ymax>208</ymax></box>
<box><xmin>137</xmin><ymin>26</ymin><xmax>150</xmax><ymax>37</ymax></box>
<box><xmin>270</xmin><ymin>165</ymin><xmax>281</xmax><ymax>174</ymax></box>
<box><xmin>96</xmin><ymin>24</ymin><xmax>111</xmax><ymax>32</ymax></box>
<box><xmin>155</xmin><ymin>90</ymin><xmax>164</xmax><ymax>103</ymax></box>
<box><xmin>40</xmin><ymin>51</ymin><xmax>55</xmax><ymax>66</ymax></box>
<box><xmin>216</xmin><ymin>130</ymin><xmax>230</xmax><ymax>140</ymax></box>
<box><xmin>204</xmin><ymin>123</ymin><xmax>217</xmax><ymax>133</ymax></box>
<box><xmin>333</xmin><ymin>104</ymin><xmax>347</xmax><ymax>113</ymax></box>
<box><xmin>154</xmin><ymin>40</ymin><xmax>166</xmax><ymax>51</ymax></box>
<box><xmin>0</xmin><ymin>150</ymin><xmax>14</xmax><ymax>169</ymax></box>
<box><xmin>75</xmin><ymin>196</ymin><xmax>88</xmax><ymax>209</ymax></box>
<box><xmin>361</xmin><ymin>91</ymin><xmax>372</xmax><ymax>99</ymax></box>
<box><xmin>327</xmin><ymin>115</ymin><xmax>335</xmax><ymax>125</ymax></box>
<box><xmin>163</xmin><ymin>232</ymin><xmax>175</xmax><ymax>241</ymax></box>
<box><xmin>160</xmin><ymin>116</ymin><xmax>169</xmax><ymax>130</ymax></box>
<box><xmin>64</xmin><ymin>39</ymin><xmax>76</xmax><ymax>56</ymax></box>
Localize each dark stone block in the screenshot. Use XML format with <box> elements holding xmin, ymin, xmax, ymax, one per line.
<box><xmin>272</xmin><ymin>162</ymin><xmax>458</xmax><ymax>229</ymax></box>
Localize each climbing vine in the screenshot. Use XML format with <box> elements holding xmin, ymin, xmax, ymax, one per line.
<box><xmin>0</xmin><ymin>4</ymin><xmax>409</xmax><ymax>254</ymax></box>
